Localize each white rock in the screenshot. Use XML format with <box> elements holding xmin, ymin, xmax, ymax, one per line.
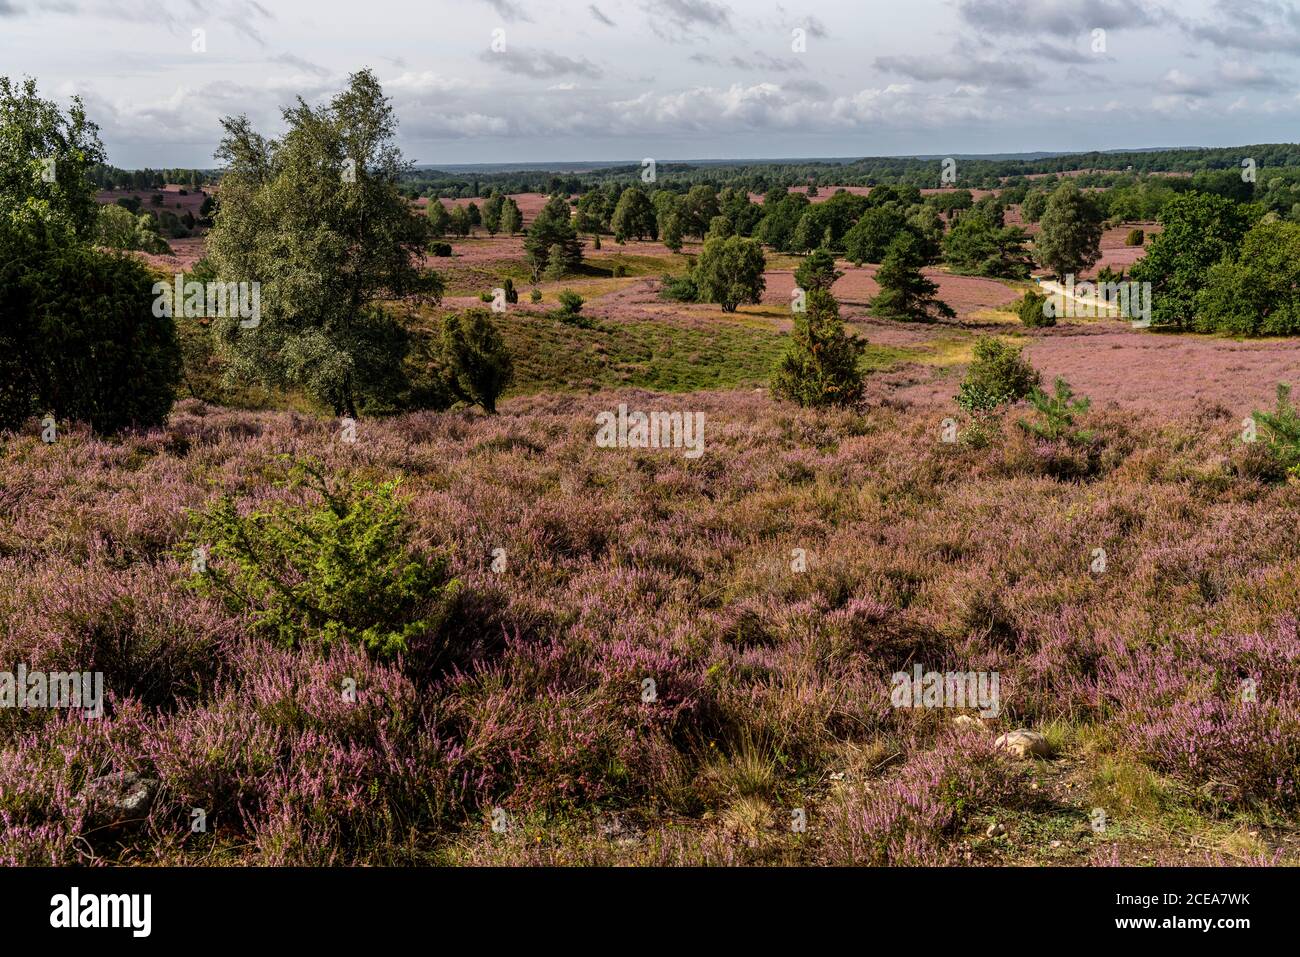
<box><xmin>986</xmin><ymin>822</ymin><xmax>1005</xmax><ymax>837</ymax></box>
<box><xmin>994</xmin><ymin>729</ymin><xmax>1051</xmax><ymax>759</ymax></box>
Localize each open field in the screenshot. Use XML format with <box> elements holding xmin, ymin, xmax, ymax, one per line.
<box><xmin>4</xmin><ymin>385</ymin><xmax>1298</xmax><ymax>866</ymax></box>
<box><xmin>11</xmin><ymin>207</ymin><xmax>1300</xmax><ymax>868</ymax></box>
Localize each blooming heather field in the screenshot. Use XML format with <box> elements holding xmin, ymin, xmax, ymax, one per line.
<box><xmin>9</xmin><ymin>180</ymin><xmax>1297</xmax><ymax>868</ymax></box>
<box><xmin>3</xmin><ymin>351</ymin><xmax>1300</xmax><ymax>864</ymax></box>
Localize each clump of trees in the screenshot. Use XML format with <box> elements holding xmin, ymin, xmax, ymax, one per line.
<box><xmin>942</xmin><ymin>197</ymin><xmax>1032</xmax><ymax>279</ymax></box>
<box><xmin>525</xmin><ymin>194</ymin><xmax>583</xmax><ymax>280</ymax></box>
<box><xmin>96</xmin><ymin>202</ymin><xmax>172</xmax><ymax>254</ymax></box>
<box><xmin>1195</xmin><ymin>218</ymin><xmax>1300</xmax><ymax>335</ymax></box>
<box><xmin>1130</xmin><ymin>192</ymin><xmax>1250</xmax><ymax>330</ymax></box>
<box><xmin>610</xmin><ymin>185</ymin><xmax>656</xmax><ymax>242</ymax></box>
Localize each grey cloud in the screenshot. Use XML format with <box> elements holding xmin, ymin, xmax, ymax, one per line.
<box><xmin>645</xmin><ymin>0</ymin><xmax>732</xmax><ymax>39</ymax></box>
<box><xmin>662</xmin><ymin>0</ymin><xmax>731</xmax><ymax>28</ymax></box>
<box><xmin>478</xmin><ymin>0</ymin><xmax>532</xmax><ymax>21</ymax></box>
<box><xmin>1022</xmin><ymin>39</ymin><xmax>1106</xmax><ymax>63</ymax></box>
<box><xmin>271</xmin><ymin>53</ymin><xmax>331</xmax><ymax>77</ymax></box>
<box><xmin>780</xmin><ymin>76</ymin><xmax>829</xmax><ymax>97</ymax></box>
<box><xmin>1180</xmin><ymin>0</ymin><xmax>1300</xmax><ymax>53</ymax></box>
<box><xmin>803</xmin><ymin>14</ymin><xmax>828</xmax><ymax>38</ymax></box>
<box><xmin>957</xmin><ymin>0</ymin><xmax>1160</xmax><ymax>35</ymax></box>
<box><xmin>480</xmin><ymin>48</ymin><xmax>603</xmax><ymax>79</ymax></box>
<box><xmin>1158</xmin><ymin>68</ymin><xmax>1212</xmax><ymax>96</ymax></box>
<box><xmin>729</xmin><ymin>51</ymin><xmax>805</xmax><ymax>73</ymax></box>
<box><xmin>1216</xmin><ymin>59</ymin><xmax>1287</xmax><ymax>88</ymax></box>
<box><xmin>876</xmin><ymin>53</ymin><xmax>1043</xmax><ymax>89</ymax></box>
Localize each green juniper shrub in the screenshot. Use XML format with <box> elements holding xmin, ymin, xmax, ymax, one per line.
<box><xmin>556</xmin><ymin>289</ymin><xmax>584</xmax><ymax>315</ymax></box>
<box><xmin>187</xmin><ymin>460</ymin><xmax>461</xmax><ymax>660</ymax></box>
<box><xmin>440</xmin><ymin>308</ymin><xmax>514</xmax><ymax>413</ymax></box>
<box><xmin>1018</xmin><ymin>289</ymin><xmax>1054</xmax><ymax>328</ymax></box>
<box><xmin>659</xmin><ymin>273</ymin><xmax>699</xmax><ymax>302</ymax></box>
<box><xmin>1125</xmin><ymin>228</ymin><xmax>1145</xmax><ymax>247</ymax></box>
<box><xmin>554</xmin><ymin>289</ymin><xmax>594</xmax><ymax>328</ymax></box>
<box><xmin>770</xmin><ymin>288</ymin><xmax>864</xmax><ymax>408</ymax></box>
<box><xmin>956</xmin><ymin>336</ymin><xmax>1040</xmax><ymax>413</ymax></box>
<box><xmin>0</xmin><ymin>228</ymin><xmax>181</xmax><ymax>433</ymax></box>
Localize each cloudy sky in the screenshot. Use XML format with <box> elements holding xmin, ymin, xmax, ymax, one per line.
<box><xmin>3</xmin><ymin>0</ymin><xmax>1300</xmax><ymax>168</ymax></box>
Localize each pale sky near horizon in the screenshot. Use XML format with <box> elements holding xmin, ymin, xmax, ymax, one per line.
<box><xmin>3</xmin><ymin>0</ymin><xmax>1300</xmax><ymax>169</ymax></box>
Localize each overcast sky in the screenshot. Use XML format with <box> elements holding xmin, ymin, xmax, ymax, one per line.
<box><xmin>3</xmin><ymin>0</ymin><xmax>1300</xmax><ymax>168</ymax></box>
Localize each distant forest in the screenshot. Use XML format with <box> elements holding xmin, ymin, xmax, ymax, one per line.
<box><xmin>399</xmin><ymin>144</ymin><xmax>1300</xmax><ymax>198</ymax></box>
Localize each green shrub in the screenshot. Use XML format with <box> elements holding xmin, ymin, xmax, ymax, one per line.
<box><xmin>188</xmin><ymin>461</ymin><xmax>461</xmax><ymax>659</ymax></box>
<box><xmin>1017</xmin><ymin>290</ymin><xmax>1054</xmax><ymax>327</ymax></box>
<box><xmin>479</xmin><ymin>291</ymin><xmax>494</xmax><ymax>303</ymax></box>
<box><xmin>440</xmin><ymin>309</ymin><xmax>514</xmax><ymax>414</ymax></box>
<box><xmin>1124</xmin><ymin>228</ymin><xmax>1144</xmax><ymax>247</ymax></box>
<box><xmin>1251</xmin><ymin>383</ymin><xmax>1300</xmax><ymax>481</ymax></box>
<box><xmin>955</xmin><ymin>336</ymin><xmax>1040</xmax><ymax>413</ymax></box>
<box><xmin>429</xmin><ymin>241</ymin><xmax>452</xmax><ymax>257</ymax></box>
<box><xmin>0</xmin><ymin>227</ymin><xmax>181</xmax><ymax>433</ymax></box>
<box><xmin>793</xmin><ymin>248</ymin><xmax>842</xmax><ymax>292</ymax></box>
<box><xmin>557</xmin><ymin>289</ymin><xmax>584</xmax><ymax>315</ymax></box>
<box><xmin>659</xmin><ymin>274</ymin><xmax>699</xmax><ymax>302</ymax></box>
<box><xmin>771</xmin><ymin>288</ymin><xmax>864</xmax><ymax>407</ymax></box>
<box><xmin>530</xmin><ymin>288</ymin><xmax>543</xmax><ymax>303</ymax></box>
<box><xmin>554</xmin><ymin>289</ymin><xmax>594</xmax><ymax>328</ymax></box>
<box><xmin>503</xmin><ymin>278</ymin><xmax>518</xmax><ymax>304</ymax></box>
<box><xmin>611</xmin><ymin>260</ymin><xmax>628</xmax><ymax>278</ymax></box>
<box><xmin>1019</xmin><ymin>377</ymin><xmax>1093</xmax><ymax>444</ymax></box>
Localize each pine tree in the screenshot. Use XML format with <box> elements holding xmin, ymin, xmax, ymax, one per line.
<box><xmin>871</xmin><ymin>232</ymin><xmax>955</xmax><ymax>322</ymax></box>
